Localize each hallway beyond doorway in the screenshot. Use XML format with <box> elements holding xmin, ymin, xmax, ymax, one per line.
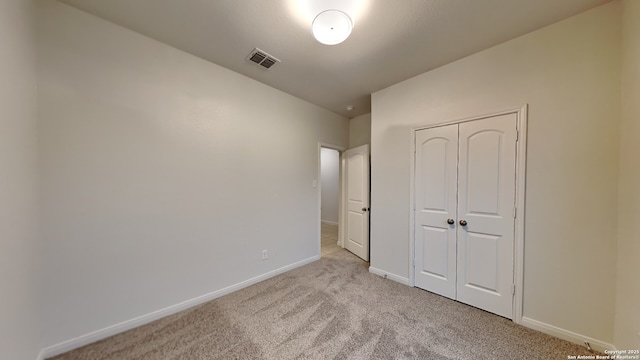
<box><xmin>321</xmin><ymin>222</ymin><xmax>341</xmax><ymax>257</ymax></box>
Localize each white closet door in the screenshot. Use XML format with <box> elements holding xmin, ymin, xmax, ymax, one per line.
<box><xmin>414</xmin><ymin>125</ymin><xmax>458</xmax><ymax>299</ymax></box>
<box><xmin>456</xmin><ymin>113</ymin><xmax>517</xmax><ymax>319</ymax></box>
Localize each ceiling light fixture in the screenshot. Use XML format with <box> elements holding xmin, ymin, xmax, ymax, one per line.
<box><xmin>312</xmin><ymin>9</ymin><xmax>353</xmax><ymax>45</ymax></box>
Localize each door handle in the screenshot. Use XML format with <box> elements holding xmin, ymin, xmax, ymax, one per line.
<box><xmin>361</xmin><ymin>207</ymin><xmax>370</xmax><ymax>212</ymax></box>
<box><xmin>447</xmin><ymin>219</ymin><xmax>455</xmax><ymax>225</ymax></box>
<box><xmin>459</xmin><ymin>220</ymin><xmax>468</xmax><ymax>226</ymax></box>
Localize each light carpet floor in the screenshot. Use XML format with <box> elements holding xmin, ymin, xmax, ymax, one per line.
<box><xmin>50</xmin><ymin>243</ymin><xmax>597</xmax><ymax>359</ymax></box>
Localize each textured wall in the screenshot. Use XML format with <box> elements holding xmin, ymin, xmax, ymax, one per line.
<box><xmin>0</xmin><ymin>0</ymin><xmax>40</xmax><ymax>358</ymax></box>
<box><xmin>615</xmin><ymin>0</ymin><xmax>640</xmax><ymax>350</ymax></box>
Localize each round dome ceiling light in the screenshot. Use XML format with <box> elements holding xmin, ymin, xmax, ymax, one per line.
<box><xmin>312</xmin><ymin>10</ymin><xmax>353</xmax><ymax>45</ymax></box>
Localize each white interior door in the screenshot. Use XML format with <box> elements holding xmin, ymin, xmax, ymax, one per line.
<box><xmin>344</xmin><ymin>144</ymin><xmax>370</xmax><ymax>261</ymax></box>
<box><xmin>413</xmin><ymin>113</ymin><xmax>517</xmax><ymax>319</ymax></box>
<box><xmin>414</xmin><ymin>125</ymin><xmax>458</xmax><ymax>299</ymax></box>
<box><xmin>456</xmin><ymin>114</ymin><xmax>517</xmax><ymax>319</ymax></box>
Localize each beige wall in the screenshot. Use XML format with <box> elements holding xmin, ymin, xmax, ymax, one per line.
<box><xmin>38</xmin><ymin>0</ymin><xmax>348</xmax><ymax>351</ymax></box>
<box><xmin>0</xmin><ymin>0</ymin><xmax>41</xmax><ymax>358</ymax></box>
<box><xmin>349</xmin><ymin>113</ymin><xmax>372</xmax><ymax>148</ymax></box>
<box><xmin>615</xmin><ymin>0</ymin><xmax>640</xmax><ymax>350</ymax></box>
<box><xmin>371</xmin><ymin>2</ymin><xmax>621</xmax><ymax>347</ymax></box>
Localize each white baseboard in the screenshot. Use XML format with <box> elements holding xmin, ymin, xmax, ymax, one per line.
<box><xmin>321</xmin><ymin>220</ymin><xmax>338</xmax><ymax>226</ymax></box>
<box><xmin>368</xmin><ymin>266</ymin><xmax>410</xmax><ymax>286</ymax></box>
<box><xmin>520</xmin><ymin>316</ymin><xmax>615</xmax><ymax>353</ymax></box>
<box><xmin>39</xmin><ymin>255</ymin><xmax>320</xmax><ymax>359</ymax></box>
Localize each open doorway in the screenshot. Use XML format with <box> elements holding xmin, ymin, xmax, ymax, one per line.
<box><xmin>320</xmin><ymin>147</ymin><xmax>341</xmax><ymax>257</ymax></box>
<box><xmin>318</xmin><ymin>143</ymin><xmax>371</xmax><ymax>260</ymax></box>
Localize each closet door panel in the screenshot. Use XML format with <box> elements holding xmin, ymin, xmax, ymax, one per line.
<box><xmin>456</xmin><ymin>113</ymin><xmax>517</xmax><ymax>319</ymax></box>
<box><xmin>414</xmin><ymin>125</ymin><xmax>458</xmax><ymax>299</ymax></box>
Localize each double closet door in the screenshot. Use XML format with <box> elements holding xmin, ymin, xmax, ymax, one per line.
<box><xmin>414</xmin><ymin>113</ymin><xmax>517</xmax><ymax>319</ymax></box>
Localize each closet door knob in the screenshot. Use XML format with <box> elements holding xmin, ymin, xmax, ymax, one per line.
<box><xmin>447</xmin><ymin>219</ymin><xmax>455</xmax><ymax>225</ymax></box>
<box><xmin>459</xmin><ymin>220</ymin><xmax>468</xmax><ymax>226</ymax></box>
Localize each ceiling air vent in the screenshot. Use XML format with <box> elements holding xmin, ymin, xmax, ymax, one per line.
<box><xmin>246</xmin><ymin>48</ymin><xmax>281</xmax><ymax>70</ymax></box>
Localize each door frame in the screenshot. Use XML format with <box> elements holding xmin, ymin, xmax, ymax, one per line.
<box><xmin>317</xmin><ymin>142</ymin><xmax>346</xmax><ymax>256</ymax></box>
<box><xmin>409</xmin><ymin>105</ymin><xmax>528</xmax><ymax>323</ymax></box>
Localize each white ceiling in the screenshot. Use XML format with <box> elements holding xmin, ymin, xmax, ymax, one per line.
<box><xmin>59</xmin><ymin>0</ymin><xmax>610</xmax><ymax>118</ymax></box>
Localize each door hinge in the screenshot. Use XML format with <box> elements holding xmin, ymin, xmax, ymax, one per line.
<box><xmin>513</xmin><ymin>206</ymin><xmax>517</xmax><ymax>219</ymax></box>
<box><xmin>512</xmin><ymin>284</ymin><xmax>516</xmax><ymax>295</ymax></box>
<box><xmin>516</xmin><ymin>130</ymin><xmax>519</xmax><ymax>142</ymax></box>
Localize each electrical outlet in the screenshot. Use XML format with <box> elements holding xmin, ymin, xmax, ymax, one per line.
<box><xmin>262</xmin><ymin>250</ymin><xmax>268</xmax><ymax>260</ymax></box>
